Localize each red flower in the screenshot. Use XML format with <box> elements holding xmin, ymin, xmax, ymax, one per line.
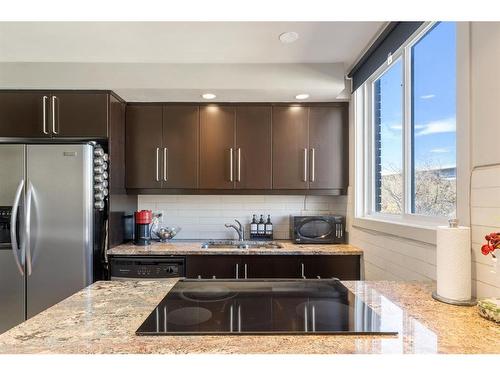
<box><xmin>481</xmin><ymin>244</ymin><xmax>494</xmax><ymax>255</ymax></box>
<box><xmin>481</xmin><ymin>232</ymin><xmax>500</xmax><ymax>256</ymax></box>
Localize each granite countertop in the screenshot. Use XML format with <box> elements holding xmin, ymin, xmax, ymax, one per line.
<box><xmin>107</xmin><ymin>240</ymin><xmax>363</xmax><ymax>256</ymax></box>
<box><xmin>0</xmin><ymin>279</ymin><xmax>498</xmax><ymax>354</ymax></box>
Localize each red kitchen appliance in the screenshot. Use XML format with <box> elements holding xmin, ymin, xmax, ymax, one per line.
<box><xmin>134</xmin><ymin>210</ymin><xmax>152</xmax><ymax>246</ymax></box>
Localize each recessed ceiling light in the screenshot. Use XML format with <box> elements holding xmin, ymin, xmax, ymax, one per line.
<box><xmin>295</xmin><ymin>94</ymin><xmax>310</xmax><ymax>100</ymax></box>
<box><xmin>201</xmin><ymin>93</ymin><xmax>216</xmax><ymax>100</ymax></box>
<box><xmin>279</xmin><ymin>31</ymin><xmax>299</xmax><ymax>44</ymax></box>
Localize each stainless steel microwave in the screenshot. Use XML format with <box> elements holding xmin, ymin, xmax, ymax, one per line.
<box><xmin>290</xmin><ymin>215</ymin><xmax>345</xmax><ymax>244</ymax></box>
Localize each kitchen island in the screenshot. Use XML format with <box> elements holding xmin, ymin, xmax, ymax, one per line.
<box><xmin>0</xmin><ymin>279</ymin><xmax>498</xmax><ymax>354</ymax></box>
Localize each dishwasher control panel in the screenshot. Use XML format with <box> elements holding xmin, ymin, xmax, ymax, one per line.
<box><xmin>109</xmin><ymin>257</ymin><xmax>185</xmax><ymax>279</ymax></box>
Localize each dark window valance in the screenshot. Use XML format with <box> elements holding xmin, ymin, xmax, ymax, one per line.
<box><xmin>348</xmin><ymin>22</ymin><xmax>424</xmax><ymax>92</ymax></box>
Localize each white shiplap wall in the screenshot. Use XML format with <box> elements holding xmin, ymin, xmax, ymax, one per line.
<box><xmin>470</xmin><ymin>166</ymin><xmax>500</xmax><ymax>298</ymax></box>
<box><xmin>138</xmin><ymin>195</ymin><xmax>347</xmax><ymax>240</ymax></box>
<box><xmin>349</xmin><ymin>225</ymin><xmax>437</xmax><ymax>283</ymax></box>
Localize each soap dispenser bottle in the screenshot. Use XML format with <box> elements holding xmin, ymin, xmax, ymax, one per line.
<box><xmin>250</xmin><ymin>214</ymin><xmax>258</xmax><ymax>238</ymax></box>
<box><xmin>257</xmin><ymin>215</ymin><xmax>265</xmax><ymax>236</ymax></box>
<box><xmin>265</xmin><ymin>215</ymin><xmax>273</xmax><ymax>238</ymax></box>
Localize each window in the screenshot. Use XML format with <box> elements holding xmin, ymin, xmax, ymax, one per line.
<box><xmin>411</xmin><ymin>22</ymin><xmax>456</xmax><ymax>217</ymax></box>
<box><xmin>361</xmin><ymin>22</ymin><xmax>457</xmax><ymax>223</ymax></box>
<box><xmin>373</xmin><ymin>58</ymin><xmax>403</xmax><ymax>214</ymax></box>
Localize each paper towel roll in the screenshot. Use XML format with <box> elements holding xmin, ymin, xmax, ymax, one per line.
<box><xmin>436</xmin><ymin>225</ymin><xmax>472</xmax><ymax>301</ymax></box>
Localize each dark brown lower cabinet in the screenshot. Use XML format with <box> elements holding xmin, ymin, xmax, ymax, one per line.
<box><xmin>185</xmin><ymin>255</ymin><xmax>360</xmax><ymax>280</ymax></box>
<box><xmin>241</xmin><ymin>256</ymin><xmax>300</xmax><ymax>278</ymax></box>
<box><xmin>185</xmin><ymin>255</ymin><xmax>241</xmax><ymax>279</ymax></box>
<box><xmin>299</xmin><ymin>255</ymin><xmax>360</xmax><ymax>280</ymax></box>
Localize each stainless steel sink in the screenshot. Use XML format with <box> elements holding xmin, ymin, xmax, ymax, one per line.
<box><xmin>200</xmin><ymin>240</ymin><xmax>284</xmax><ymax>249</ymax></box>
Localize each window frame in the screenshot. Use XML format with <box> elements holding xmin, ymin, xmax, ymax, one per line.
<box><xmin>358</xmin><ymin>21</ymin><xmax>455</xmax><ymax>227</ymax></box>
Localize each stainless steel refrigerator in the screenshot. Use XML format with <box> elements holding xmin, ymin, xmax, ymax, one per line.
<box><xmin>0</xmin><ymin>144</ymin><xmax>94</xmax><ymax>333</ymax></box>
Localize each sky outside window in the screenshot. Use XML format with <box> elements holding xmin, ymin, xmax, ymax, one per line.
<box><xmin>411</xmin><ymin>22</ymin><xmax>456</xmax><ymax>216</ymax></box>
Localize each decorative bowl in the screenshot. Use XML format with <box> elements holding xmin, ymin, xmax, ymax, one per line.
<box><xmin>155</xmin><ymin>227</ymin><xmax>181</xmax><ymax>242</ymax></box>
<box><xmin>477</xmin><ymin>297</ymin><xmax>500</xmax><ymax>323</ymax></box>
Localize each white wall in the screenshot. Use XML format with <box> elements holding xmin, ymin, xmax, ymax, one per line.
<box><xmin>470</xmin><ymin>166</ymin><xmax>500</xmax><ymax>297</ymax></box>
<box><xmin>0</xmin><ymin>62</ymin><xmax>347</xmax><ymax>102</ymax></box>
<box><xmin>468</xmin><ymin>22</ymin><xmax>500</xmax><ymax>297</ymax></box>
<box><xmin>138</xmin><ymin>195</ymin><xmax>347</xmax><ymax>240</ymax></box>
<box><xmin>348</xmin><ymin>22</ymin><xmax>500</xmax><ymax>298</ymax></box>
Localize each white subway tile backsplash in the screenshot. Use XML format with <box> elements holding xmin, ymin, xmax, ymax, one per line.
<box><xmin>138</xmin><ymin>194</ymin><xmax>347</xmax><ymax>240</ymax></box>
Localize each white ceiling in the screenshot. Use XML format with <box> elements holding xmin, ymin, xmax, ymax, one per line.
<box><xmin>0</xmin><ymin>22</ymin><xmax>383</xmax><ymax>64</ymax></box>
<box><xmin>0</xmin><ymin>22</ymin><xmax>383</xmax><ymax>101</ymax></box>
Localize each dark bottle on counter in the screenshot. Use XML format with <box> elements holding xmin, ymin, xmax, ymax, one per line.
<box><xmin>257</xmin><ymin>215</ymin><xmax>265</xmax><ymax>236</ymax></box>
<box><xmin>265</xmin><ymin>215</ymin><xmax>273</xmax><ymax>237</ymax></box>
<box><xmin>250</xmin><ymin>215</ymin><xmax>258</xmax><ymax>237</ymax></box>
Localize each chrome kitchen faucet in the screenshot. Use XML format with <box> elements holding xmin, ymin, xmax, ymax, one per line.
<box><xmin>225</xmin><ymin>219</ymin><xmax>245</xmax><ymax>241</ymax></box>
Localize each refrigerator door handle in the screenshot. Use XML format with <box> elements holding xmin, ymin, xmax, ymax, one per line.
<box><xmin>10</xmin><ymin>179</ymin><xmax>25</xmax><ymax>276</ymax></box>
<box><xmin>25</xmin><ymin>181</ymin><xmax>33</xmax><ymax>276</ymax></box>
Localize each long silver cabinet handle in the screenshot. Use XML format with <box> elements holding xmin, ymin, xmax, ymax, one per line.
<box><xmin>229</xmin><ymin>305</ymin><xmax>234</xmax><ymax>332</ymax></box>
<box><xmin>304</xmin><ymin>304</ymin><xmax>308</xmax><ymax>332</ymax></box>
<box><xmin>51</xmin><ymin>96</ymin><xmax>58</xmax><ymax>134</ymax></box>
<box><xmin>311</xmin><ymin>305</ymin><xmax>316</xmax><ymax>332</ymax></box>
<box><xmin>155</xmin><ymin>148</ymin><xmax>160</xmax><ymax>182</ymax></box>
<box><xmin>244</xmin><ymin>263</ymin><xmax>247</xmax><ymax>279</ymax></box>
<box><xmin>229</xmin><ymin>148</ymin><xmax>234</xmax><ymax>182</ymax></box>
<box><xmin>10</xmin><ymin>179</ymin><xmax>25</xmax><ymax>276</ymax></box>
<box><xmin>310</xmin><ymin>148</ymin><xmax>316</xmax><ymax>182</ymax></box>
<box><xmin>235</xmin><ymin>263</ymin><xmax>239</xmax><ymax>279</ymax></box>
<box><xmin>237</xmin><ymin>148</ymin><xmax>241</xmax><ymax>182</ymax></box>
<box><xmin>25</xmin><ymin>181</ymin><xmax>33</xmax><ymax>276</ymax></box>
<box><xmin>301</xmin><ymin>262</ymin><xmax>305</xmax><ymax>279</ymax></box>
<box><xmin>163</xmin><ymin>148</ymin><xmax>168</xmax><ymax>182</ymax></box>
<box><xmin>237</xmin><ymin>304</ymin><xmax>241</xmax><ymax>332</ymax></box>
<box><xmin>42</xmin><ymin>96</ymin><xmax>48</xmax><ymax>135</ymax></box>
<box><xmin>303</xmin><ymin>148</ymin><xmax>308</xmax><ymax>182</ymax></box>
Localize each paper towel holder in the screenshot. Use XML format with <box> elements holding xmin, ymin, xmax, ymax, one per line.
<box><xmin>432</xmin><ymin>291</ymin><xmax>477</xmax><ymax>306</ymax></box>
<box><xmin>432</xmin><ymin>218</ymin><xmax>477</xmax><ymax>306</ymax></box>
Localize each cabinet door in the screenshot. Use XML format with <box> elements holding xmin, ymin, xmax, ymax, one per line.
<box><xmin>125</xmin><ymin>105</ymin><xmax>163</xmax><ymax>189</ymax></box>
<box><xmin>272</xmin><ymin>106</ymin><xmax>309</xmax><ymax>189</ymax></box>
<box><xmin>300</xmin><ymin>255</ymin><xmax>360</xmax><ymax>280</ymax></box>
<box><xmin>309</xmin><ymin>106</ymin><xmax>348</xmax><ymax>189</ymax></box>
<box><xmin>162</xmin><ymin>105</ymin><xmax>199</xmax><ymax>188</ymax></box>
<box><xmin>0</xmin><ymin>92</ymin><xmax>51</xmax><ymax>138</ymax></box>
<box><xmin>52</xmin><ymin>93</ymin><xmax>108</xmax><ymax>138</ymax></box>
<box><xmin>108</xmin><ymin>96</ymin><xmax>126</xmax><ymax>194</ymax></box>
<box><xmin>185</xmin><ymin>256</ymin><xmax>241</xmax><ymax>279</ymax></box>
<box><xmin>199</xmin><ymin>106</ymin><xmax>235</xmax><ymax>189</ymax></box>
<box><xmin>242</xmin><ymin>256</ymin><xmax>301</xmax><ymax>278</ymax></box>
<box><xmin>235</xmin><ymin>106</ymin><xmax>272</xmax><ymax>189</ymax></box>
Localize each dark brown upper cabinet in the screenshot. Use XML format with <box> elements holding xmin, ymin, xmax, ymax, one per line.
<box><xmin>272</xmin><ymin>106</ymin><xmax>309</xmax><ymax>189</ymax></box>
<box><xmin>162</xmin><ymin>105</ymin><xmax>199</xmax><ymax>188</ymax></box>
<box><xmin>308</xmin><ymin>105</ymin><xmax>348</xmax><ymax>189</ymax></box>
<box><xmin>124</xmin><ymin>102</ymin><xmax>347</xmax><ymax>194</ymax></box>
<box><xmin>125</xmin><ymin>104</ymin><xmax>199</xmax><ymax>190</ymax></box>
<box><xmin>125</xmin><ymin>105</ymin><xmax>163</xmax><ymax>189</ymax></box>
<box><xmin>235</xmin><ymin>106</ymin><xmax>272</xmax><ymax>189</ymax></box>
<box><xmin>0</xmin><ymin>90</ymin><xmax>119</xmax><ymax>139</ymax></box>
<box><xmin>199</xmin><ymin>105</ymin><xmax>235</xmax><ymax>189</ymax></box>
<box><xmin>199</xmin><ymin>105</ymin><xmax>272</xmax><ymax>190</ymax></box>
<box><xmin>52</xmin><ymin>93</ymin><xmax>108</xmax><ymax>138</ymax></box>
<box><xmin>0</xmin><ymin>92</ymin><xmax>52</xmax><ymax>138</ymax></box>
<box><xmin>272</xmin><ymin>104</ymin><xmax>347</xmax><ymax>190</ymax></box>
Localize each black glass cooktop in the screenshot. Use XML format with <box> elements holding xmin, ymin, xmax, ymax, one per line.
<box><xmin>136</xmin><ymin>279</ymin><xmax>396</xmax><ymax>335</ymax></box>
